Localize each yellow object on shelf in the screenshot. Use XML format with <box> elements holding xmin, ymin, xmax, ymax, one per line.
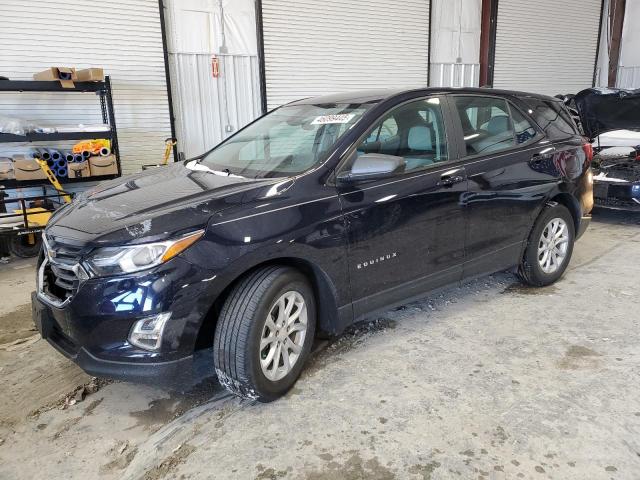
<box><xmin>72</xmin><ymin>139</ymin><xmax>111</xmax><ymax>155</ymax></box>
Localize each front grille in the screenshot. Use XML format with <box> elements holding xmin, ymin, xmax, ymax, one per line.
<box><xmin>42</xmin><ymin>235</ymin><xmax>91</xmax><ymax>303</ymax></box>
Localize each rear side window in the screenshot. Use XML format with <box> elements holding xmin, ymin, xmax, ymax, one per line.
<box><xmin>522</xmin><ymin>98</ymin><xmax>577</xmax><ymax>140</ymax></box>
<box><xmin>453</xmin><ymin>96</ymin><xmax>516</xmax><ymax>155</ymax></box>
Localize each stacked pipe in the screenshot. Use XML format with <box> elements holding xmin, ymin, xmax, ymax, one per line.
<box><xmin>27</xmin><ymin>140</ymin><xmax>112</xmax><ymax>180</ymax></box>
<box><xmin>31</xmin><ymin>148</ymin><xmax>69</xmax><ymax>178</ymax></box>
<box><xmin>51</xmin><ymin>150</ymin><xmax>67</xmax><ymax>178</ymax></box>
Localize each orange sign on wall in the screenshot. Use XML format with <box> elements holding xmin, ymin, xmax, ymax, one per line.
<box><xmin>211</xmin><ymin>56</ymin><xmax>220</xmax><ymax>78</ymax></box>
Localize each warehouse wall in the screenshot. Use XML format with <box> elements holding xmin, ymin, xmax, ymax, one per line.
<box><xmin>429</xmin><ymin>0</ymin><xmax>481</xmax><ymax>88</ymax></box>
<box><xmin>617</xmin><ymin>0</ymin><xmax>640</xmax><ymax>88</ymax></box>
<box><xmin>594</xmin><ymin>0</ymin><xmax>610</xmax><ymax>88</ymax></box>
<box><xmin>593</xmin><ymin>0</ymin><xmax>640</xmax><ymax>89</ymax></box>
<box><xmin>261</xmin><ymin>0</ymin><xmax>431</xmax><ymax>110</ymax></box>
<box><xmin>493</xmin><ymin>0</ymin><xmax>601</xmax><ymax>95</ymax></box>
<box><xmin>164</xmin><ymin>0</ymin><xmax>262</xmax><ymax>159</ymax></box>
<box><xmin>0</xmin><ymin>0</ymin><xmax>172</xmax><ymax>175</ymax></box>
<box><xmin>619</xmin><ymin>0</ymin><xmax>640</xmax><ymax>68</ymax></box>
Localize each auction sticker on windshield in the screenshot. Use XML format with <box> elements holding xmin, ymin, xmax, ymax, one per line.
<box><xmin>311</xmin><ymin>113</ymin><xmax>356</xmax><ymax>125</ymax></box>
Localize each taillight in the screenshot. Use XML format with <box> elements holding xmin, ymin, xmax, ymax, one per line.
<box><xmin>581</xmin><ymin>140</ymin><xmax>594</xmax><ymax>164</ymax></box>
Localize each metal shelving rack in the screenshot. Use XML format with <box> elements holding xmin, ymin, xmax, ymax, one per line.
<box><xmin>0</xmin><ymin>76</ymin><xmax>121</xmax><ymax>187</ymax></box>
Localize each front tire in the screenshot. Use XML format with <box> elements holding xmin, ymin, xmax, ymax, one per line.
<box><xmin>519</xmin><ymin>203</ymin><xmax>575</xmax><ymax>286</ymax></box>
<box><xmin>213</xmin><ymin>266</ymin><xmax>316</xmax><ymax>402</ymax></box>
<box><xmin>9</xmin><ymin>233</ymin><xmax>42</xmax><ymax>258</ymax></box>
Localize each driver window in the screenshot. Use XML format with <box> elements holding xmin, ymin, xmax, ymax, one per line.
<box><xmin>355</xmin><ymin>98</ymin><xmax>448</xmax><ymax>173</ymax></box>
<box><xmin>363</xmin><ymin>117</ymin><xmax>398</xmax><ymax>144</ymax></box>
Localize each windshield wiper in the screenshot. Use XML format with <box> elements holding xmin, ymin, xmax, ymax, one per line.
<box><xmin>185</xmin><ymin>160</ymin><xmax>245</xmax><ymax>178</ymax></box>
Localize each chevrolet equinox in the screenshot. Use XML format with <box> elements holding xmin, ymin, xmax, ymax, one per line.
<box><xmin>33</xmin><ymin>88</ymin><xmax>594</xmax><ymax>401</ymax></box>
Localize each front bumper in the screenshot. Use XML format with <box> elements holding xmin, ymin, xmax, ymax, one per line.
<box><xmin>32</xmin><ymin>255</ymin><xmax>222</xmax><ymax>384</ymax></box>
<box><xmin>32</xmin><ymin>291</ymin><xmax>198</xmax><ymax>384</ymax></box>
<box><xmin>594</xmin><ymin>183</ymin><xmax>640</xmax><ymax>211</ymax></box>
<box><xmin>593</xmin><ymin>171</ymin><xmax>640</xmax><ymax>211</ymax></box>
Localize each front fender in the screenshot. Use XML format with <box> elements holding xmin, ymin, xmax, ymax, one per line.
<box><xmin>179</xmin><ymin>193</ymin><xmax>352</xmax><ymax>334</ymax></box>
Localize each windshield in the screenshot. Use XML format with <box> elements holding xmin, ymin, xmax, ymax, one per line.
<box><xmin>199</xmin><ymin>103</ymin><xmax>371</xmax><ymax>178</ymax></box>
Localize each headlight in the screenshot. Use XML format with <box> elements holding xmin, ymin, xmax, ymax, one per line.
<box><xmin>85</xmin><ymin>230</ymin><xmax>204</xmax><ymax>276</ymax></box>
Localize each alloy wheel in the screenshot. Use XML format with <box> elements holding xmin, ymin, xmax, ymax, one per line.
<box><xmin>259</xmin><ymin>291</ymin><xmax>308</xmax><ymax>381</ymax></box>
<box><xmin>537</xmin><ymin>217</ymin><xmax>570</xmax><ymax>274</ymax></box>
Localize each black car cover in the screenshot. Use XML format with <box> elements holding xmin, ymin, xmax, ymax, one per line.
<box><xmin>574</xmin><ymin>88</ymin><xmax>640</xmax><ymax>140</ymax></box>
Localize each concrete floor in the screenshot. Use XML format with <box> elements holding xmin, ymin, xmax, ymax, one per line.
<box><xmin>0</xmin><ymin>208</ymin><xmax>639</xmax><ymax>480</ymax></box>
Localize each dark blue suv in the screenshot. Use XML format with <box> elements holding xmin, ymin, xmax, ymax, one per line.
<box><xmin>32</xmin><ymin>88</ymin><xmax>594</xmax><ymax>401</ymax></box>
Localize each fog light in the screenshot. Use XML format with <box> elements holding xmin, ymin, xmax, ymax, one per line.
<box><xmin>128</xmin><ymin>312</ymin><xmax>171</xmax><ymax>351</ymax></box>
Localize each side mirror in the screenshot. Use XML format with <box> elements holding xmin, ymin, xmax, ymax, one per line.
<box><xmin>336</xmin><ymin>153</ymin><xmax>405</xmax><ymax>185</ymax></box>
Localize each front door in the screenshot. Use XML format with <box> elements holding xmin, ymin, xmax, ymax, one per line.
<box><xmin>336</xmin><ymin>96</ymin><xmax>467</xmax><ymax>320</ymax></box>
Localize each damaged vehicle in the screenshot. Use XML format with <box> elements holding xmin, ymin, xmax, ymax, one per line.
<box><xmin>32</xmin><ymin>88</ymin><xmax>593</xmax><ymax>401</ymax></box>
<box><xmin>562</xmin><ymin>88</ymin><xmax>640</xmax><ymax>210</ymax></box>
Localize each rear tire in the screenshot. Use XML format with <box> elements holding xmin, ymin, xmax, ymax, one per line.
<box><xmin>519</xmin><ymin>203</ymin><xmax>575</xmax><ymax>286</ymax></box>
<box><xmin>213</xmin><ymin>266</ymin><xmax>316</xmax><ymax>402</ymax></box>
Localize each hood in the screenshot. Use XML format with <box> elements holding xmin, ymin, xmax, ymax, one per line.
<box><xmin>48</xmin><ymin>161</ymin><xmax>288</xmax><ymax>244</ymax></box>
<box><xmin>574</xmin><ymin>87</ymin><xmax>640</xmax><ymax>140</ymax></box>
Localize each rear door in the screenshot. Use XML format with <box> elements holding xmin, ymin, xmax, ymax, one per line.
<box><xmin>336</xmin><ymin>96</ymin><xmax>467</xmax><ymax>319</ymax></box>
<box><xmin>449</xmin><ymin>94</ymin><xmax>554</xmax><ymax>277</ymax></box>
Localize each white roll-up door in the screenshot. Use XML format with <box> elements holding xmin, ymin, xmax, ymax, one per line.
<box><xmin>261</xmin><ymin>0</ymin><xmax>430</xmax><ymax>110</ymax></box>
<box><xmin>164</xmin><ymin>0</ymin><xmax>262</xmax><ymax>159</ymax></box>
<box><xmin>493</xmin><ymin>0</ymin><xmax>601</xmax><ymax>95</ymax></box>
<box><xmin>0</xmin><ymin>0</ymin><xmax>171</xmax><ymax>174</ymax></box>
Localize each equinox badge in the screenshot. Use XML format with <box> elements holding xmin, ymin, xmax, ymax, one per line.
<box><xmin>357</xmin><ymin>252</ymin><xmax>398</xmax><ymax>270</ymax></box>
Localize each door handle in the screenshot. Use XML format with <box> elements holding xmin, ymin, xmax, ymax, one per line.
<box><xmin>530</xmin><ymin>151</ymin><xmax>553</xmax><ymax>166</ymax></box>
<box><xmin>437</xmin><ymin>174</ymin><xmax>465</xmax><ymax>188</ymax></box>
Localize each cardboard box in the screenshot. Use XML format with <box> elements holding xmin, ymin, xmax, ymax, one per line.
<box><xmin>33</xmin><ymin>67</ymin><xmax>77</xmax><ymax>88</ymax></box>
<box><xmin>89</xmin><ymin>154</ymin><xmax>118</xmax><ymax>176</ymax></box>
<box><xmin>12</xmin><ymin>155</ymin><xmax>47</xmax><ymax>181</ymax></box>
<box><xmin>0</xmin><ymin>158</ymin><xmax>14</xmax><ymax>180</ymax></box>
<box><xmin>75</xmin><ymin>68</ymin><xmax>104</xmax><ymax>82</ymax></box>
<box><xmin>68</xmin><ymin>160</ymin><xmax>92</xmax><ymax>179</ymax></box>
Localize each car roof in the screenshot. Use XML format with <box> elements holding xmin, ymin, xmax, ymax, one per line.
<box><xmin>288</xmin><ymin>87</ymin><xmax>561</xmax><ymax>106</ymax></box>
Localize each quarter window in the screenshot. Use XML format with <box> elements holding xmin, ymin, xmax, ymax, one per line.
<box><xmin>510</xmin><ymin>107</ymin><xmax>537</xmax><ymax>144</ymax></box>
<box><xmin>355</xmin><ymin>98</ymin><xmax>448</xmax><ymax>173</ymax></box>
<box><xmin>523</xmin><ymin>98</ymin><xmax>577</xmax><ymax>140</ymax></box>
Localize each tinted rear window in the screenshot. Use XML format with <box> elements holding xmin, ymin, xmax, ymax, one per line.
<box><xmin>453</xmin><ymin>96</ymin><xmax>533</xmax><ymax>156</ymax></box>
<box><xmin>522</xmin><ymin>98</ymin><xmax>578</xmax><ymax>140</ymax></box>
